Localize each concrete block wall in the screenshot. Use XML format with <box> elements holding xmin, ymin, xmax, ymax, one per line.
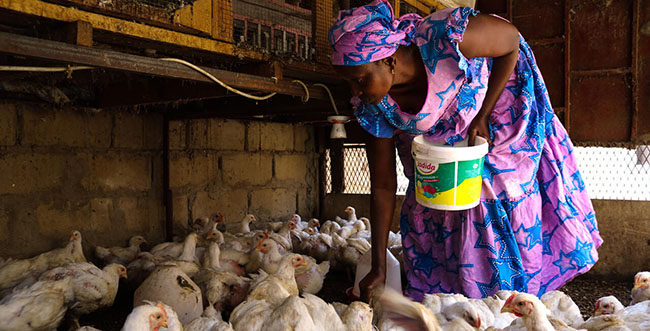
<box><xmin>169</xmin><ymin>118</ymin><xmax>318</xmax><ymax>233</ymax></box>
<box><xmin>0</xmin><ymin>101</ymin><xmax>165</xmax><ymax>259</ymax></box>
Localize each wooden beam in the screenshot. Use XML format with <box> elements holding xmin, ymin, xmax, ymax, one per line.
<box><xmin>66</xmin><ymin>21</ymin><xmax>93</xmax><ymax>46</ymax></box>
<box><xmin>0</xmin><ymin>32</ymin><xmax>334</xmax><ymax>100</ymax></box>
<box><xmin>0</xmin><ymin>0</ymin><xmax>262</xmax><ymax>60</ymax></box>
<box><xmin>212</xmin><ymin>0</ymin><xmax>233</xmax><ymax>42</ymax></box>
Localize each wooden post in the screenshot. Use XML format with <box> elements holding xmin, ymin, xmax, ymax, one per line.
<box><xmin>212</xmin><ymin>0</ymin><xmax>233</xmax><ymax>42</ymax></box>
<box><xmin>66</xmin><ymin>21</ymin><xmax>93</xmax><ymax>46</ymax></box>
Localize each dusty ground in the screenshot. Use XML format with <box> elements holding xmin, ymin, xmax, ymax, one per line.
<box><xmin>72</xmin><ymin>271</ymin><xmax>633</xmax><ymax>330</ymax></box>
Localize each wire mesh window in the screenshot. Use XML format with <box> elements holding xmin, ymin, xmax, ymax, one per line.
<box><xmin>324</xmin><ymin>144</ymin><xmax>650</xmax><ymax>200</ymax></box>
<box><xmin>324</xmin><ymin>144</ymin><xmax>409</xmax><ymax>195</ymax></box>
<box><xmin>233</xmin><ymin>19</ymin><xmax>245</xmax><ymax>44</ymax></box>
<box><xmin>573</xmin><ymin>145</ymin><xmax>650</xmax><ymax>200</ymax></box>
<box><xmin>260</xmin><ymin>25</ymin><xmax>272</xmax><ymax>51</ymax></box>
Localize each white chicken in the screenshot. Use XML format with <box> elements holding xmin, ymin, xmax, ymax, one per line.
<box><xmin>218</xmin><ymin>214</ymin><xmax>256</xmax><ymax>234</ymax></box>
<box><xmin>294</xmin><ymin>255</ymin><xmax>330</xmax><ymax>294</ymax></box>
<box><xmin>0</xmin><ymin>230</ymin><xmax>86</xmax><ymax>292</ymax></box>
<box><xmin>40</xmin><ymin>262</ymin><xmax>127</xmax><ymax>328</ymax></box>
<box><xmin>594</xmin><ymin>296</ymin><xmax>625</xmax><ymax>316</ymax></box>
<box><xmin>229</xmin><ymin>299</ymin><xmax>272</xmax><ymax>331</ymax></box>
<box><xmin>320</xmin><ymin>220</ymin><xmax>342</xmax><ymax>235</ymax></box>
<box><xmin>300</xmin><ymin>293</ymin><xmax>347</xmax><ymax>330</ymax></box>
<box><xmin>495</xmin><ymin>292</ymin><xmax>581</xmax><ymax>331</ymax></box>
<box><xmin>247</xmin><ymin>253</ymin><xmax>304</xmax><ymax>306</ymax></box>
<box><xmin>256</xmin><ymin>238</ymin><xmax>285</xmax><ymax>274</ymax></box>
<box><xmin>335</xmin><ymin>206</ymin><xmax>359</xmax><ymax>226</ymax></box>
<box><xmin>265</xmin><ymin>295</ymin><xmax>317</xmax><ymax>330</ymax></box>
<box><xmin>299</xmin><ymin>231</ymin><xmax>333</xmax><ymax>262</ymax></box>
<box><xmin>95</xmin><ymin>235</ymin><xmax>147</xmax><ymax>266</ymax></box>
<box><xmin>151</xmin><ymin>232</ymin><xmax>198</xmax><ymax>260</ymax></box>
<box><xmin>0</xmin><ymin>278</ymin><xmax>72</xmax><ymax>331</ymax></box>
<box><xmin>121</xmin><ymin>302</ymin><xmax>169</xmax><ymax>331</ymax></box>
<box><xmin>185</xmin><ymin>305</ymin><xmax>233</xmax><ymax>331</ymax></box>
<box><xmin>630</xmin><ymin>271</ymin><xmax>650</xmax><ymax>305</ymax></box>
<box><xmin>378</xmin><ymin>287</ymin><xmax>442</xmax><ymax>331</ymax></box>
<box><xmin>541</xmin><ymin>290</ymin><xmax>584</xmax><ymax>327</ymax></box>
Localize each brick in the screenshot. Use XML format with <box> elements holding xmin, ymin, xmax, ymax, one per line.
<box><xmin>250</xmin><ymin>188</ymin><xmax>296</xmax><ymax>221</ymax></box>
<box><xmin>22</xmin><ymin>105</ymin><xmax>111</xmax><ymax>148</ymax></box>
<box><xmin>208</xmin><ymin>118</ymin><xmax>245</xmax><ymax>150</ymax></box>
<box><xmin>247</xmin><ymin>121</ymin><xmax>261</xmax><ymax>151</ymax></box>
<box><xmin>0</xmin><ymin>102</ymin><xmax>16</xmax><ymax>146</ymax></box>
<box><xmin>189</xmin><ymin>119</ymin><xmax>209</xmax><ymax>149</ymax></box>
<box><xmin>79</xmin><ymin>152</ymin><xmax>151</xmax><ymax>191</ymax></box>
<box><xmin>275</xmin><ymin>154</ymin><xmax>309</xmax><ymax>181</ymax></box>
<box><xmin>169</xmin><ymin>120</ymin><xmax>187</xmax><ymax>150</ymax></box>
<box><xmin>222</xmin><ymin>153</ymin><xmax>272</xmax><ymax>186</ymax></box>
<box><xmin>0</xmin><ymin>153</ymin><xmax>66</xmax><ymax>194</ymax></box>
<box><xmin>114</xmin><ymin>112</ymin><xmax>144</xmax><ymax>149</ymax></box>
<box><xmin>260</xmin><ymin>122</ymin><xmax>293</xmax><ymax>151</ymax></box>
<box><xmin>144</xmin><ymin>113</ymin><xmax>164</xmax><ymax>150</ymax></box>
<box><xmin>294</xmin><ymin>124</ymin><xmax>310</xmax><ymax>152</ymax></box>
<box><xmin>191</xmin><ymin>190</ymin><xmax>248</xmax><ymax>224</ymax></box>
<box><xmin>169</xmin><ymin>152</ymin><xmax>217</xmax><ymax>188</ymax></box>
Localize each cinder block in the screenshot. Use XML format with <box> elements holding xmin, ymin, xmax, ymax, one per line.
<box><xmin>275</xmin><ymin>154</ymin><xmax>309</xmax><ymax>181</ymax></box>
<box><xmin>144</xmin><ymin>113</ymin><xmax>164</xmax><ymax>150</ymax></box>
<box><xmin>0</xmin><ymin>153</ymin><xmax>66</xmax><ymax>194</ymax></box>
<box><xmin>173</xmin><ymin>193</ymin><xmax>189</xmax><ymax>227</ymax></box>
<box><xmin>294</xmin><ymin>124</ymin><xmax>310</xmax><ymax>152</ymax></box>
<box><xmin>189</xmin><ymin>119</ymin><xmax>209</xmax><ymax>149</ymax></box>
<box><xmin>297</xmin><ymin>187</ymin><xmax>314</xmax><ymax>219</ymax></box>
<box><xmin>222</xmin><ymin>153</ymin><xmax>272</xmax><ymax>186</ymax></box>
<box><xmin>260</xmin><ymin>122</ymin><xmax>293</xmax><ymax>151</ymax></box>
<box><xmin>191</xmin><ymin>190</ymin><xmax>248</xmax><ymax>224</ymax></box>
<box><xmin>0</xmin><ymin>102</ymin><xmax>16</xmax><ymax>146</ymax></box>
<box><xmin>22</xmin><ymin>105</ymin><xmax>111</xmax><ymax>148</ymax></box>
<box><xmin>208</xmin><ymin>118</ymin><xmax>245</xmax><ymax>150</ymax></box>
<box><xmin>36</xmin><ymin>200</ymin><xmax>88</xmax><ymax>238</ymax></box>
<box><xmin>250</xmin><ymin>188</ymin><xmax>296</xmax><ymax>221</ymax></box>
<box><xmin>114</xmin><ymin>112</ymin><xmax>144</xmax><ymax>149</ymax></box>
<box><xmin>247</xmin><ymin>121</ymin><xmax>261</xmax><ymax>151</ymax></box>
<box><xmin>88</xmin><ymin>198</ymin><xmax>113</xmax><ymax>232</ymax></box>
<box><xmin>169</xmin><ymin>120</ymin><xmax>187</xmax><ymax>150</ymax></box>
<box><xmin>79</xmin><ymin>152</ymin><xmax>151</xmax><ymax>191</ymax></box>
<box><xmin>117</xmin><ymin>197</ymin><xmax>163</xmax><ymax>233</ymax></box>
<box><xmin>0</xmin><ymin>208</ymin><xmax>8</xmax><ymax>243</ymax></box>
<box><xmin>169</xmin><ymin>152</ymin><xmax>217</xmax><ymax>188</ymax></box>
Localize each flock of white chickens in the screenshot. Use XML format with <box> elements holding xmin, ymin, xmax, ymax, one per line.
<box><xmin>0</xmin><ymin>205</ymin><xmax>649</xmax><ymax>331</ymax></box>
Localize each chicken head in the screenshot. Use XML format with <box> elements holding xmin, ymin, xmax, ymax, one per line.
<box><xmin>594</xmin><ymin>296</ymin><xmax>624</xmax><ymax>316</ymax></box>
<box><xmin>501</xmin><ymin>292</ymin><xmax>535</xmax><ymax>317</ymax></box>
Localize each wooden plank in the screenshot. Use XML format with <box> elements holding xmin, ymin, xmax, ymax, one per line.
<box><xmin>0</xmin><ymin>31</ymin><xmax>332</xmax><ymax>100</ymax></box>
<box><xmin>402</xmin><ymin>0</ymin><xmax>428</xmax><ymax>14</ymax></box>
<box><xmin>67</xmin><ymin>20</ymin><xmax>93</xmax><ymax>46</ymax></box>
<box><xmin>0</xmin><ymin>0</ymin><xmax>262</xmax><ymax>60</ymax></box>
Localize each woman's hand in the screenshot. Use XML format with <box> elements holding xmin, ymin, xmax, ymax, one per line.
<box><xmin>359</xmin><ymin>267</ymin><xmax>386</xmax><ymax>303</ymax></box>
<box><xmin>467</xmin><ymin>113</ymin><xmax>491</xmax><ymax>146</ymax></box>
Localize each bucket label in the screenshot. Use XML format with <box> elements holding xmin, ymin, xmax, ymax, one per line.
<box><xmin>416</xmin><ymin>160</ymin><xmax>439</xmax><ymax>175</ymax></box>
<box><xmin>415</xmin><ymin>157</ymin><xmax>484</xmax><ymax>208</ymax></box>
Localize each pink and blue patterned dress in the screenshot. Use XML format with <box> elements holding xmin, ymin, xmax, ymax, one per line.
<box><xmin>353</xmin><ymin>7</ymin><xmax>603</xmax><ymax>300</ymax></box>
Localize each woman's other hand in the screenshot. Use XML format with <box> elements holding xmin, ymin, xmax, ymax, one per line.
<box><xmin>467</xmin><ymin>113</ymin><xmax>491</xmax><ymax>146</ymax></box>
<box><xmin>359</xmin><ymin>267</ymin><xmax>386</xmax><ymax>302</ymax></box>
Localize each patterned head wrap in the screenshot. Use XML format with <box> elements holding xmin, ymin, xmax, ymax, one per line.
<box><xmin>329</xmin><ymin>0</ymin><xmax>422</xmax><ymax>66</ymax></box>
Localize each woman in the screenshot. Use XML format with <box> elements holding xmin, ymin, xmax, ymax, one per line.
<box><xmin>329</xmin><ymin>0</ymin><xmax>602</xmax><ymax>301</ymax></box>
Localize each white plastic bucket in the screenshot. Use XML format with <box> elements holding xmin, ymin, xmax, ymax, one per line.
<box><xmin>411</xmin><ymin>135</ymin><xmax>489</xmax><ymax>211</ymax></box>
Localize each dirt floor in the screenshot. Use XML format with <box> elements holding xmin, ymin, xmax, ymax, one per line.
<box><xmin>73</xmin><ymin>271</ymin><xmax>632</xmax><ymax>330</ymax></box>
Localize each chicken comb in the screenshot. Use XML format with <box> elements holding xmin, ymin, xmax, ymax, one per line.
<box><xmin>263</xmin><ymin>231</ymin><xmax>269</xmax><ymax>239</ymax></box>
<box><xmin>156</xmin><ymin>303</ymin><xmax>168</xmax><ymax>322</ymax></box>
<box><xmin>504</xmin><ymin>292</ymin><xmax>517</xmax><ymax>306</ymax></box>
<box><xmin>594</xmin><ymin>299</ymin><xmax>600</xmax><ymax>312</ymax></box>
<box><xmin>256</xmin><ymin>239</ymin><xmax>264</xmax><ymax>250</ymax></box>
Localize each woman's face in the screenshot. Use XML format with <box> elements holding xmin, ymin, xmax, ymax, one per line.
<box><xmin>334</xmin><ymin>60</ymin><xmax>393</xmax><ymax>105</ymax></box>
